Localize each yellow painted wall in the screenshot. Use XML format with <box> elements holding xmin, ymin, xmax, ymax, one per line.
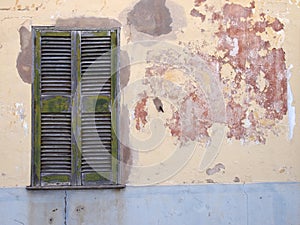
<box><xmin>0</xmin><ymin>0</ymin><xmax>299</xmax><ymax>187</ymax></box>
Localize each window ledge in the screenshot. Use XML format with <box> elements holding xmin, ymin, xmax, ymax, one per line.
<box><xmin>26</xmin><ymin>184</ymin><xmax>125</xmax><ymax>190</ymax></box>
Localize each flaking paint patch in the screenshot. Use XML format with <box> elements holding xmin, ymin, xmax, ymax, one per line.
<box><xmin>206</xmin><ymin>163</ymin><xmax>225</xmax><ymax>175</ymax></box>
<box><xmin>136</xmin><ymin>0</ymin><xmax>289</xmax><ymax>145</ymax></box>
<box><xmin>213</xmin><ymin>2</ymin><xmax>287</xmax><ymax>143</ymax></box>
<box><xmin>134</xmin><ymin>95</ymin><xmax>148</xmax><ymax>131</ymax></box>
<box><xmin>15</xmin><ymin>103</ymin><xmax>28</xmax><ymax>135</ymax></box>
<box><xmin>190</xmin><ymin>9</ymin><xmax>206</xmax><ymax>22</ymax></box>
<box><xmin>184</xmin><ymin>1</ymin><xmax>287</xmax><ymax>144</ymax></box>
<box><xmin>287</xmin><ymin>65</ymin><xmax>295</xmax><ymax>140</ymax></box>
<box><xmin>142</xmin><ymin>46</ymin><xmax>222</xmax><ymax>146</ymax></box>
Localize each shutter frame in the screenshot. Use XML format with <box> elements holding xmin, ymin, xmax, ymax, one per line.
<box><xmin>31</xmin><ymin>27</ymin><xmax>120</xmax><ymax>187</ymax></box>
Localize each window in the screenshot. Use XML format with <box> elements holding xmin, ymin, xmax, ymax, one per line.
<box><xmin>30</xmin><ymin>27</ymin><xmax>122</xmax><ymax>188</ymax></box>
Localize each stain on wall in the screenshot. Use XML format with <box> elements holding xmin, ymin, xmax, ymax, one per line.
<box><xmin>127</xmin><ymin>0</ymin><xmax>172</xmax><ymax>36</ymax></box>
<box><xmin>17</xmin><ymin>26</ymin><xmax>32</xmax><ymax>84</ymax></box>
<box><xmin>119</xmin><ymin>50</ymin><xmax>130</xmax><ymax>90</ymax></box>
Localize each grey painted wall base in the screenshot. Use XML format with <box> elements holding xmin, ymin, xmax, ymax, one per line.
<box><xmin>0</xmin><ymin>182</ymin><xmax>299</xmax><ymax>225</ymax></box>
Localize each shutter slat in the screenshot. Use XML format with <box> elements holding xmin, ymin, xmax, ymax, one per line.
<box><xmin>40</xmin><ymin>113</ymin><xmax>72</xmax><ymax>176</ymax></box>
<box><xmin>81</xmin><ymin>112</ymin><xmax>112</xmax><ymax>173</ymax></box>
<box><xmin>41</xmin><ymin>35</ymin><xmax>71</xmax><ymax>95</ymax></box>
<box><xmin>81</xmin><ymin>35</ymin><xmax>112</xmax><ymax>96</ymax></box>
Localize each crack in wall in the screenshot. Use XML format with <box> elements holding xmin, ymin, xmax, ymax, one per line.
<box><xmin>64</xmin><ymin>190</ymin><xmax>67</xmax><ymax>225</ymax></box>
<box><xmin>243</xmin><ymin>184</ymin><xmax>249</xmax><ymax>225</ymax></box>
<box><xmin>13</xmin><ymin>219</ymin><xmax>25</xmax><ymax>225</ymax></box>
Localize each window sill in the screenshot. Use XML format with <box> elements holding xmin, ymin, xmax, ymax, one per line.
<box><xmin>26</xmin><ymin>184</ymin><xmax>125</xmax><ymax>190</ymax></box>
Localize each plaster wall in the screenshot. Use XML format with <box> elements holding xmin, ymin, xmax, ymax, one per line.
<box><xmin>0</xmin><ymin>0</ymin><xmax>299</xmax><ymax>187</ymax></box>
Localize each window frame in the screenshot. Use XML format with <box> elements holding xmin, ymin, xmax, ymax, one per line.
<box><xmin>28</xmin><ymin>26</ymin><xmax>124</xmax><ymax>189</ymax></box>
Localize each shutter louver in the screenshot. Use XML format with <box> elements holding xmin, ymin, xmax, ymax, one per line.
<box><xmin>80</xmin><ymin>31</ymin><xmax>115</xmax><ymax>185</ymax></box>
<box><xmin>41</xmin><ymin>113</ymin><xmax>72</xmax><ymax>173</ymax></box>
<box><xmin>41</xmin><ymin>35</ymin><xmax>72</xmax><ymax>95</ymax></box>
<box><xmin>81</xmin><ymin>113</ymin><xmax>112</xmax><ymax>173</ymax></box>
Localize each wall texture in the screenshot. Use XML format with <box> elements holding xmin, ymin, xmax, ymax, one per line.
<box><xmin>0</xmin><ymin>0</ymin><xmax>299</xmax><ymax>187</ymax></box>
<box><xmin>0</xmin><ymin>183</ymin><xmax>299</xmax><ymax>225</ymax></box>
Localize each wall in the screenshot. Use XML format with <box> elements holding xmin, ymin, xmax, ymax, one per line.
<box><xmin>0</xmin><ymin>183</ymin><xmax>299</xmax><ymax>225</ymax></box>
<box><xmin>0</xmin><ymin>0</ymin><xmax>299</xmax><ymax>187</ymax></box>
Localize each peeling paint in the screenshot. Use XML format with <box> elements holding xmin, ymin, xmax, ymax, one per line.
<box><xmin>140</xmin><ymin>43</ymin><xmax>225</xmax><ymax>148</ymax></box>
<box><xmin>190</xmin><ymin>9</ymin><xmax>205</xmax><ymax>22</ymax></box>
<box><xmin>206</xmin><ymin>163</ymin><xmax>225</xmax><ymax>175</ymax></box>
<box><xmin>198</xmin><ymin>1</ymin><xmax>287</xmax><ymax>143</ymax></box>
<box><xmin>194</xmin><ymin>0</ymin><xmax>206</xmax><ymax>7</ymax></box>
<box><xmin>287</xmin><ymin>65</ymin><xmax>295</xmax><ymax>140</ymax></box>
<box><xmin>167</xmin><ymin>91</ymin><xmax>212</xmax><ymax>143</ymax></box>
<box><xmin>14</xmin><ymin>103</ymin><xmax>28</xmax><ymax>135</ymax></box>
<box><xmin>134</xmin><ymin>95</ymin><xmax>148</xmax><ymax>131</ymax></box>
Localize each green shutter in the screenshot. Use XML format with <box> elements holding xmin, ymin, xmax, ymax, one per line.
<box><xmin>32</xmin><ymin>28</ymin><xmax>119</xmax><ymax>187</ymax></box>
<box><xmin>79</xmin><ymin>30</ymin><xmax>118</xmax><ymax>185</ymax></box>
<box><xmin>32</xmin><ymin>30</ymin><xmax>73</xmax><ymax>186</ymax></box>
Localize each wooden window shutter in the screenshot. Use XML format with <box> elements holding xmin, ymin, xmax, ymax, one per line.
<box><xmin>32</xmin><ymin>28</ymin><xmax>119</xmax><ymax>187</ymax></box>
<box><xmin>79</xmin><ymin>31</ymin><xmax>118</xmax><ymax>185</ymax></box>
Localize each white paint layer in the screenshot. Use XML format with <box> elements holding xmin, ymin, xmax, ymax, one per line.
<box><xmin>230</xmin><ymin>38</ymin><xmax>239</xmax><ymax>57</ymax></box>
<box><xmin>287</xmin><ymin>65</ymin><xmax>295</xmax><ymax>140</ymax></box>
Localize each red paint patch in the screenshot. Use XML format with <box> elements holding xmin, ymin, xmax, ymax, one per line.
<box><xmin>270</xmin><ymin>18</ymin><xmax>284</xmax><ymax>32</ymax></box>
<box><xmin>223</xmin><ymin>3</ymin><xmax>253</xmax><ymax>21</ymax></box>
<box><xmin>212</xmin><ymin>2</ymin><xmax>287</xmax><ymax>143</ymax></box>
<box><xmin>194</xmin><ymin>0</ymin><xmax>206</xmax><ymax>7</ymax></box>
<box><xmin>134</xmin><ymin>96</ymin><xmax>148</xmax><ymax>130</ymax></box>
<box><xmin>226</xmin><ymin>99</ymin><xmax>246</xmax><ymax>140</ymax></box>
<box><xmin>190</xmin><ymin>9</ymin><xmax>206</xmax><ymax>22</ymax></box>
<box><xmin>167</xmin><ymin>111</ymin><xmax>181</xmax><ymax>137</ymax></box>
<box><xmin>167</xmin><ymin>91</ymin><xmax>212</xmax><ymax>142</ymax></box>
<box><xmin>212</xmin><ymin>12</ymin><xmax>222</xmax><ymax>22</ymax></box>
<box><xmin>145</xmin><ymin>65</ymin><xmax>168</xmax><ymax>77</ymax></box>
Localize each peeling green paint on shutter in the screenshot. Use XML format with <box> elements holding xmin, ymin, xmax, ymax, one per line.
<box><xmin>31</xmin><ymin>28</ymin><xmax>119</xmax><ymax>187</ymax></box>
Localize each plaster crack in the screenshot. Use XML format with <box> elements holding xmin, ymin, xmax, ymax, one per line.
<box><xmin>64</xmin><ymin>190</ymin><xmax>67</xmax><ymax>225</ymax></box>
<box><xmin>13</xmin><ymin>219</ymin><xmax>25</xmax><ymax>225</ymax></box>
<box><xmin>243</xmin><ymin>184</ymin><xmax>249</xmax><ymax>225</ymax></box>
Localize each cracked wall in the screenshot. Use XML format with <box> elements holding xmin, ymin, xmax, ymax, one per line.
<box><xmin>0</xmin><ymin>0</ymin><xmax>299</xmax><ymax>187</ymax></box>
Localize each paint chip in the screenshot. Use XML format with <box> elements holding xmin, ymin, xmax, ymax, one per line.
<box><xmin>206</xmin><ymin>163</ymin><xmax>225</xmax><ymax>175</ymax></box>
